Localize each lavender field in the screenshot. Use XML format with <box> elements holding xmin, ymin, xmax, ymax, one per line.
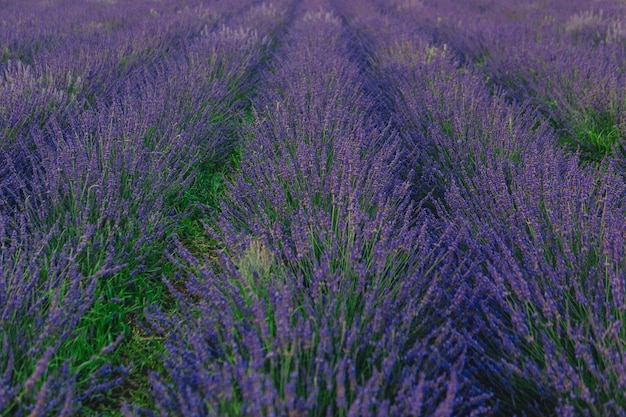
<box><xmin>1</xmin><ymin>0</ymin><xmax>626</xmax><ymax>415</ymax></box>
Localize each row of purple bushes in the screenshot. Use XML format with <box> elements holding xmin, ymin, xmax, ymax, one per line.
<box><xmin>345</xmin><ymin>0</ymin><xmax>626</xmax><ymax>414</ymax></box>
<box><xmin>1</xmin><ymin>0</ymin><xmax>286</xmax><ymax>414</ymax></box>
<box><xmin>376</xmin><ymin>0</ymin><xmax>626</xmax><ymax>162</ymax></box>
<box><xmin>2</xmin><ymin>0</ymin><xmax>626</xmax><ymax>415</ymax></box>
<box><xmin>138</xmin><ymin>1</ymin><xmax>488</xmax><ymax>415</ymax></box>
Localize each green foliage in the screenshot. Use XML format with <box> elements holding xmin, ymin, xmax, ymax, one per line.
<box><xmin>75</xmin><ymin>266</ymin><xmax>173</xmax><ymax>416</ymax></box>
<box><xmin>559</xmin><ymin>110</ymin><xmax>622</xmax><ymax>163</ymax></box>
<box><xmin>173</xmin><ymin>147</ymin><xmax>242</xmax><ymax>259</ymax></box>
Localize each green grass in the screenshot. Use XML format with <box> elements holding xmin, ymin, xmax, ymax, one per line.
<box><xmin>75</xmin><ymin>151</ymin><xmax>243</xmax><ymax>416</ymax></box>
<box><xmin>77</xmin><ymin>129</ymin><xmax>248</xmax><ymax>416</ymax></box>
<box><xmin>174</xmin><ymin>149</ymin><xmax>241</xmax><ymax>259</ymax></box>
<box><xmin>72</xmin><ymin>261</ymin><xmax>175</xmax><ymax>416</ymax></box>
<box><xmin>558</xmin><ymin>110</ymin><xmax>623</xmax><ymax>163</ymax></box>
<box><xmin>11</xmin><ymin>201</ymin><xmax>178</xmax><ymax>416</ymax></box>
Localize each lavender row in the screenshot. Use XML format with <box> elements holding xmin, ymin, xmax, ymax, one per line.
<box><xmin>345</xmin><ymin>0</ymin><xmax>626</xmax><ymax>414</ymax></box>
<box><xmin>373</xmin><ymin>0</ymin><xmax>626</xmax><ymax>163</ymax></box>
<box><xmin>139</xmin><ymin>2</ymin><xmax>494</xmax><ymax>415</ymax></box>
<box><xmin>0</xmin><ymin>0</ymin><xmax>282</xmax><ymax>414</ymax></box>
